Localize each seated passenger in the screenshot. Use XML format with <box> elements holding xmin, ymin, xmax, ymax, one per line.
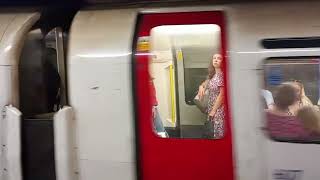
<box><xmin>265</xmin><ymin>84</ymin><xmax>312</xmax><ymax>140</ymax></box>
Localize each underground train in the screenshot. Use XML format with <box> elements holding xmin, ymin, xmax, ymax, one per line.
<box><xmin>1</xmin><ymin>1</ymin><xmax>320</xmax><ymax>180</ymax></box>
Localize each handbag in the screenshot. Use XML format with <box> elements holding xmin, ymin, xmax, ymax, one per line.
<box><xmin>194</xmin><ymin>88</ymin><xmax>209</xmax><ymax>114</ymax></box>
<box><xmin>202</xmin><ymin>120</ymin><xmax>215</xmax><ymax>138</ymax></box>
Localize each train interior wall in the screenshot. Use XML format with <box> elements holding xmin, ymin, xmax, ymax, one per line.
<box><xmin>149</xmin><ymin>24</ymin><xmax>220</xmax><ymax>138</ymax></box>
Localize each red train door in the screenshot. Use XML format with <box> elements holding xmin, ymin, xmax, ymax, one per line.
<box><xmin>133</xmin><ymin>11</ymin><xmax>234</xmax><ymax>180</ymax></box>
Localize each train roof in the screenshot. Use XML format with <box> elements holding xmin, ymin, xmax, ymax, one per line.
<box><xmin>0</xmin><ymin>0</ymin><xmax>290</xmax><ymax>7</ymax></box>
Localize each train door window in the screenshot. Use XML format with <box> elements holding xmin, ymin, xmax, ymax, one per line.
<box><xmin>147</xmin><ymin>24</ymin><xmax>225</xmax><ymax>139</ymax></box>
<box><xmin>262</xmin><ymin>57</ymin><xmax>320</xmax><ymax>143</ymax></box>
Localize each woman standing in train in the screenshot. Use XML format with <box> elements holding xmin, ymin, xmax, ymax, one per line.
<box><xmin>198</xmin><ymin>54</ymin><xmax>225</xmax><ymax>139</ymax></box>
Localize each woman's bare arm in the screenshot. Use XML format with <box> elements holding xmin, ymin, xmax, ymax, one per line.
<box><xmin>198</xmin><ymin>79</ymin><xmax>209</xmax><ymax>98</ymax></box>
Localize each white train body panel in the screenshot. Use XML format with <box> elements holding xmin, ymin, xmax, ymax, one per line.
<box><xmin>0</xmin><ymin>1</ymin><xmax>320</xmax><ymax>180</ymax></box>
<box><xmin>54</xmin><ymin>106</ymin><xmax>78</xmax><ymax>180</ymax></box>
<box><xmin>67</xmin><ymin>9</ymin><xmax>137</xmax><ymax>180</ymax></box>
<box><xmin>67</xmin><ymin>2</ymin><xmax>320</xmax><ymax>180</ymax></box>
<box><xmin>2</xmin><ymin>106</ymin><xmax>22</xmax><ymax>180</ymax></box>
<box><xmin>0</xmin><ymin>12</ymin><xmax>39</xmax><ymax>180</ymax></box>
<box><xmin>0</xmin><ymin>12</ymin><xmax>40</xmax><ymax>110</ymax></box>
<box><xmin>228</xmin><ymin>2</ymin><xmax>320</xmax><ymax>180</ymax></box>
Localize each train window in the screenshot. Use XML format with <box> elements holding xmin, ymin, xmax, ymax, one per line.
<box><xmin>147</xmin><ymin>24</ymin><xmax>226</xmax><ymax>139</ymax></box>
<box><xmin>263</xmin><ymin>57</ymin><xmax>320</xmax><ymax>143</ymax></box>
<box><xmin>262</xmin><ymin>37</ymin><xmax>320</xmax><ymax>49</ymax></box>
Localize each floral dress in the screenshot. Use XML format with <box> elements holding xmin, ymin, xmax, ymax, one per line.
<box><xmin>207</xmin><ymin>72</ymin><xmax>225</xmax><ymax>139</ymax></box>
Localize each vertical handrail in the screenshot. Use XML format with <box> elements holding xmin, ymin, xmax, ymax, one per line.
<box><xmin>169</xmin><ymin>64</ymin><xmax>176</xmax><ymax>124</ymax></box>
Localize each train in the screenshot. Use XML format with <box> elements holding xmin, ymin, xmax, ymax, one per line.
<box><xmin>0</xmin><ymin>1</ymin><xmax>320</xmax><ymax>180</ymax></box>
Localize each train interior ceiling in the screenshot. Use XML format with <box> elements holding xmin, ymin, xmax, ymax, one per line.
<box><xmin>149</xmin><ymin>24</ymin><xmax>221</xmax><ymax>138</ymax></box>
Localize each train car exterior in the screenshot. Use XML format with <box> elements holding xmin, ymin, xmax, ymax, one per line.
<box><xmin>1</xmin><ymin>1</ymin><xmax>320</xmax><ymax>180</ymax></box>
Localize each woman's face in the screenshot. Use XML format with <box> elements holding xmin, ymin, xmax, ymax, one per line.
<box><xmin>212</xmin><ymin>54</ymin><xmax>222</xmax><ymax>68</ymax></box>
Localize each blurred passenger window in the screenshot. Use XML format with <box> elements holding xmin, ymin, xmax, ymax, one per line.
<box><xmin>263</xmin><ymin>57</ymin><xmax>320</xmax><ymax>143</ymax></box>
<box><xmin>146</xmin><ymin>24</ymin><xmax>226</xmax><ymax>139</ymax></box>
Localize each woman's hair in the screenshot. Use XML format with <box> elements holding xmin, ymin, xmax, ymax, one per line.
<box><xmin>297</xmin><ymin>106</ymin><xmax>320</xmax><ymax>133</ymax></box>
<box><xmin>273</xmin><ymin>84</ymin><xmax>297</xmax><ymax>110</ymax></box>
<box><xmin>208</xmin><ymin>58</ymin><xmax>215</xmax><ymax>79</ymax></box>
<box><xmin>286</xmin><ymin>80</ymin><xmax>313</xmax><ymax>106</ymax></box>
<box><xmin>295</xmin><ymin>81</ymin><xmax>313</xmax><ymax>106</ymax></box>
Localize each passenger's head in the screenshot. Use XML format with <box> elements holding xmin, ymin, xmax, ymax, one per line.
<box><xmin>273</xmin><ymin>84</ymin><xmax>298</xmax><ymax>110</ymax></box>
<box><xmin>297</xmin><ymin>106</ymin><xmax>320</xmax><ymax>133</ymax></box>
<box><xmin>208</xmin><ymin>54</ymin><xmax>222</xmax><ymax>79</ymax></box>
<box><xmin>282</xmin><ymin>82</ymin><xmax>300</xmax><ymax>101</ymax></box>
<box><xmin>286</xmin><ymin>80</ymin><xmax>305</xmax><ymax>100</ymax></box>
<box><xmin>292</xmin><ymin>81</ymin><xmax>303</xmax><ymax>96</ymax></box>
<box><xmin>212</xmin><ymin>54</ymin><xmax>222</xmax><ymax>68</ymax></box>
<box><xmin>284</xmin><ymin>80</ymin><xmax>314</xmax><ymax>107</ymax></box>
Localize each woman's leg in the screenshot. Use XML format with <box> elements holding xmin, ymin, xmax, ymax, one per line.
<box><xmin>154</xmin><ymin>107</ymin><xmax>166</xmax><ymax>133</ymax></box>
<box><xmin>213</xmin><ymin>119</ymin><xmax>224</xmax><ymax>139</ymax></box>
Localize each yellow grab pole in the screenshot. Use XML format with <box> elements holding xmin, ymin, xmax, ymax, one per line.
<box><xmin>169</xmin><ymin>64</ymin><xmax>176</xmax><ymax>124</ymax></box>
